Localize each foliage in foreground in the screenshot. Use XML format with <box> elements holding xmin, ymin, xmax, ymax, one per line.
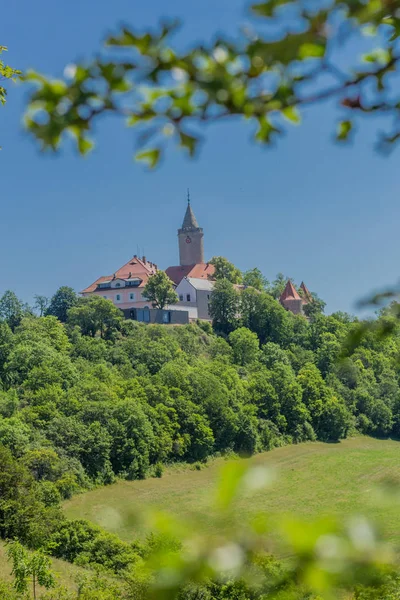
<box><xmin>2</xmin><ymin>461</ymin><xmax>400</xmax><ymax>600</ymax></box>
<box><xmin>23</xmin><ymin>0</ymin><xmax>400</xmax><ymax>163</ymax></box>
<box><xmin>0</xmin><ymin>46</ymin><xmax>21</xmax><ymax>107</ymax></box>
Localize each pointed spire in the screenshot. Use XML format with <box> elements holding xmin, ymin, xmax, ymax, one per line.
<box><xmin>300</xmin><ymin>281</ymin><xmax>312</xmax><ymax>303</ymax></box>
<box><xmin>181</xmin><ymin>192</ymin><xmax>199</xmax><ymax>229</ymax></box>
<box><xmin>280</xmin><ymin>280</ymin><xmax>301</xmax><ymax>302</ymax></box>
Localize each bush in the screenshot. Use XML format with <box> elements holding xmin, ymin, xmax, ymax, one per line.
<box><xmin>48</xmin><ymin>519</ymin><xmax>139</xmax><ymax>573</ymax></box>
<box><xmin>154</xmin><ymin>462</ymin><xmax>164</xmax><ymax>478</ymax></box>
<box><xmin>38</xmin><ymin>481</ymin><xmax>62</xmax><ymax>506</ymax></box>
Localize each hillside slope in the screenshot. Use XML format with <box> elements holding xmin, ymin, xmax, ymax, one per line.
<box><xmin>65</xmin><ymin>437</ymin><xmax>400</xmax><ymax>545</ymax></box>
<box><xmin>0</xmin><ymin>542</ymin><xmax>85</xmax><ymax>597</ymax></box>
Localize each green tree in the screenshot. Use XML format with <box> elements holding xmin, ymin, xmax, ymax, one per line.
<box><xmin>6</xmin><ymin>541</ymin><xmax>55</xmax><ymax>600</ymax></box>
<box><xmin>242</xmin><ymin>267</ymin><xmax>268</xmax><ymax>291</ymax></box>
<box><xmin>46</xmin><ymin>286</ymin><xmax>78</xmax><ymax>322</ymax></box>
<box><xmin>21</xmin><ymin>449</ymin><xmax>61</xmax><ymax>482</ymax></box>
<box><xmin>67</xmin><ymin>296</ymin><xmax>123</xmax><ymax>338</ymax></box>
<box><xmin>267</xmin><ymin>273</ymin><xmax>290</xmax><ymax>300</ymax></box>
<box><xmin>303</xmin><ymin>292</ymin><xmax>327</xmax><ymax>320</ymax></box>
<box><xmin>210</xmin><ymin>257</ymin><xmax>242</xmax><ymax>284</ymax></box>
<box><xmin>229</xmin><ymin>327</ymin><xmax>260</xmax><ymax>366</ymax></box>
<box><xmin>0</xmin><ymin>417</ymin><xmax>31</xmax><ymax>457</ymax></box>
<box><xmin>142</xmin><ymin>271</ymin><xmax>178</xmax><ymax>309</ymax></box>
<box><xmin>33</xmin><ymin>295</ymin><xmax>49</xmax><ymax>317</ymax></box>
<box><xmin>209</xmin><ymin>279</ymin><xmax>239</xmax><ymax>335</ymax></box>
<box><xmin>241</xmin><ymin>290</ymin><xmax>294</xmax><ymax>346</ymax></box>
<box><xmin>261</xmin><ymin>341</ymin><xmax>290</xmax><ymax>369</ymax></box>
<box><xmin>24</xmin><ymin>2</ymin><xmax>400</xmax><ymax>162</ymax></box>
<box><xmin>0</xmin><ymin>291</ymin><xmax>24</xmax><ymax>331</ymax></box>
<box><xmin>0</xmin><ymin>446</ymin><xmax>62</xmax><ymax>547</ymax></box>
<box><xmin>0</xmin><ymin>322</ymin><xmax>14</xmax><ymax>380</ymax></box>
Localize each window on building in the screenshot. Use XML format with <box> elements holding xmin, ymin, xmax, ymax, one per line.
<box><xmin>179</xmin><ymin>294</ymin><xmax>184</xmax><ymax>302</ymax></box>
<box><xmin>116</xmin><ymin>294</ymin><xmax>121</xmax><ymax>302</ymax></box>
<box><xmin>207</xmin><ymin>294</ymin><xmax>210</xmax><ymax>299</ymax></box>
<box><xmin>186</xmin><ymin>294</ymin><xmax>191</xmax><ymax>302</ymax></box>
<box><xmin>129</xmin><ymin>293</ymin><xmax>135</xmax><ymax>301</ymax></box>
<box><xmin>115</xmin><ymin>282</ymin><xmax>121</xmax><ymax>287</ymax></box>
<box><xmin>103</xmin><ymin>296</ymin><xmax>107</xmax><ymax>299</ymax></box>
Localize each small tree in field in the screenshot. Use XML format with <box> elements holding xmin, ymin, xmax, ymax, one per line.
<box><xmin>7</xmin><ymin>541</ymin><xmax>55</xmax><ymax>600</ymax></box>
<box><xmin>142</xmin><ymin>272</ymin><xmax>178</xmax><ymax>309</ymax></box>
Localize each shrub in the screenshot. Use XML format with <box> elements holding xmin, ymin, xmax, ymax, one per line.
<box><xmin>154</xmin><ymin>462</ymin><xmax>164</xmax><ymax>478</ymax></box>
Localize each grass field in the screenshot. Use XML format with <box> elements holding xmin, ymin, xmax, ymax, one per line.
<box><xmin>0</xmin><ymin>541</ymin><xmax>85</xmax><ymax>598</ymax></box>
<box><xmin>65</xmin><ymin>437</ymin><xmax>400</xmax><ymax>548</ymax></box>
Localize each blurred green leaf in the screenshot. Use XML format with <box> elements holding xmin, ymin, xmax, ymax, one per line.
<box><xmin>215</xmin><ymin>460</ymin><xmax>248</xmax><ymax>510</ymax></box>
<box><xmin>337</xmin><ymin>120</ymin><xmax>353</xmax><ymax>141</ymax></box>
<box><xmin>179</xmin><ymin>131</ymin><xmax>197</xmax><ymax>156</ymax></box>
<box><xmin>282</xmin><ymin>106</ymin><xmax>301</xmax><ymax>124</ymax></box>
<box><xmin>136</xmin><ymin>148</ymin><xmax>161</xmax><ymax>168</ymax></box>
<box><xmin>77</xmin><ymin>137</ymin><xmax>94</xmax><ymax>155</ymax></box>
<box><xmin>298</xmin><ymin>43</ymin><xmax>325</xmax><ymax>59</ymax></box>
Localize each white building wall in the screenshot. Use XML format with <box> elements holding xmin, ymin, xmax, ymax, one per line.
<box><xmin>175</xmin><ymin>278</ymin><xmax>197</xmax><ymax>303</ymax></box>
<box><xmin>86</xmin><ymin>288</ymin><xmax>151</xmax><ymax>310</ymax></box>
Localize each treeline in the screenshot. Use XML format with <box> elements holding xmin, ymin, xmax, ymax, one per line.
<box><xmin>0</xmin><ymin>281</ymin><xmax>399</xmax><ymax>494</ymax></box>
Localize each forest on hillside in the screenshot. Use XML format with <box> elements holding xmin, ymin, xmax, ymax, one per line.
<box><xmin>1</xmin><ymin>276</ymin><xmax>400</xmax><ymax>598</ymax></box>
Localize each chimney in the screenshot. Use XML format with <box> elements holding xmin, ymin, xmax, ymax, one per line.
<box><xmin>133</xmin><ymin>254</ymin><xmax>137</xmax><ymax>259</ymax></box>
<box><xmin>142</xmin><ymin>256</ymin><xmax>146</xmax><ymax>263</ymax></box>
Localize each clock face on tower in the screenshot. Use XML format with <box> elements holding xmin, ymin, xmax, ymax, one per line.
<box><xmin>186</xmin><ymin>236</ymin><xmax>192</xmax><ymax>244</ymax></box>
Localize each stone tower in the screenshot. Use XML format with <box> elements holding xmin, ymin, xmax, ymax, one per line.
<box><xmin>178</xmin><ymin>193</ymin><xmax>204</xmax><ymax>266</ymax></box>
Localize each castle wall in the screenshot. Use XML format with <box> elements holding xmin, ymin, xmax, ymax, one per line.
<box><xmin>282</xmin><ymin>298</ymin><xmax>303</xmax><ymax>315</ymax></box>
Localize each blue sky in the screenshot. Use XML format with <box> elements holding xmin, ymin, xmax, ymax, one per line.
<box><xmin>1</xmin><ymin>0</ymin><xmax>399</xmax><ymax>314</ymax></box>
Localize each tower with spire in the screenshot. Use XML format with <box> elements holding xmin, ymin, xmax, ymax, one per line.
<box><xmin>178</xmin><ymin>190</ymin><xmax>204</xmax><ymax>266</ymax></box>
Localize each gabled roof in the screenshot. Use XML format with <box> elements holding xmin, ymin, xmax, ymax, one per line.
<box><xmin>166</xmin><ymin>263</ymin><xmax>215</xmax><ymax>286</ymax></box>
<box><xmin>186</xmin><ymin>277</ymin><xmax>214</xmax><ymax>291</ymax></box>
<box><xmin>82</xmin><ymin>276</ymin><xmax>113</xmax><ymax>293</ymax></box>
<box><xmin>300</xmin><ymin>281</ymin><xmax>312</xmax><ymax>303</ymax></box>
<box><xmin>181</xmin><ymin>203</ymin><xmax>199</xmax><ymax>230</ymax></box>
<box><xmin>114</xmin><ymin>256</ymin><xmax>156</xmax><ymax>279</ymax></box>
<box><xmin>81</xmin><ymin>256</ymin><xmax>157</xmax><ymax>294</ymax></box>
<box><xmin>280</xmin><ymin>280</ymin><xmax>301</xmax><ymax>302</ymax></box>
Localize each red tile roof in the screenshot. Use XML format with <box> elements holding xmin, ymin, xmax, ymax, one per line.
<box><xmin>166</xmin><ymin>263</ymin><xmax>215</xmax><ymax>286</ymax></box>
<box><xmin>81</xmin><ymin>256</ymin><xmax>157</xmax><ymax>294</ymax></box>
<box><xmin>300</xmin><ymin>281</ymin><xmax>312</xmax><ymax>303</ymax></box>
<box><xmin>115</xmin><ymin>256</ymin><xmax>157</xmax><ymax>279</ymax></box>
<box><xmin>280</xmin><ymin>280</ymin><xmax>301</xmax><ymax>302</ymax></box>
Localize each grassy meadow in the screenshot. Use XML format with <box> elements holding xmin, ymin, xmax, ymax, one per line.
<box><xmin>65</xmin><ymin>436</ymin><xmax>400</xmax><ymax>548</ymax></box>
<box><xmin>0</xmin><ymin>542</ymin><xmax>86</xmax><ymax>598</ymax></box>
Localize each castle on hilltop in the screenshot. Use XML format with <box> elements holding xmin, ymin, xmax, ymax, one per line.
<box><xmin>81</xmin><ymin>196</ymin><xmax>310</xmax><ymax>321</ymax></box>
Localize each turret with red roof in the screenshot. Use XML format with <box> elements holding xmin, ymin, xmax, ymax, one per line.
<box><xmin>279</xmin><ymin>279</ymin><xmax>311</xmax><ymax>315</ymax></box>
